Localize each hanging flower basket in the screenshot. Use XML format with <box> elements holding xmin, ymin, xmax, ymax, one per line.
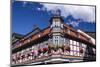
<box><xmin>43</xmin><ymin>47</ymin><xmax>48</xmax><ymax>53</ymax></box>
<box><xmin>80</xmin><ymin>48</ymin><xmax>83</xmax><ymax>53</ymax></box>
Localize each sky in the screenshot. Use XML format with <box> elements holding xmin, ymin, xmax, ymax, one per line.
<box><xmin>12</xmin><ymin>0</ymin><xmax>96</xmax><ymax>35</ymax></box>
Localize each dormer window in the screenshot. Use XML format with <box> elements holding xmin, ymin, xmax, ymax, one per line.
<box><xmin>28</xmin><ymin>38</ymin><xmax>31</xmax><ymax>42</ymax></box>
<box><xmin>54</xmin><ymin>19</ymin><xmax>59</xmax><ymax>22</ymax></box>
<box><xmin>19</xmin><ymin>43</ymin><xmax>22</xmax><ymax>46</ymax></box>
<box><xmin>52</xmin><ymin>19</ymin><xmax>61</xmax><ymax>27</ymax></box>
<box><xmin>61</xmin><ymin>24</ymin><xmax>63</xmax><ymax>28</ymax></box>
<box><xmin>78</xmin><ymin>33</ymin><xmax>80</xmax><ymax>38</ymax></box>
<box><xmin>38</xmin><ymin>34</ymin><xmax>41</xmax><ymax>37</ymax></box>
<box><xmin>67</xmin><ymin>29</ymin><xmax>70</xmax><ymax>34</ymax></box>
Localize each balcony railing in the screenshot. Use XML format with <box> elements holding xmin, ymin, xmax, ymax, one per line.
<box><xmin>12</xmin><ymin>44</ymin><xmax>84</xmax><ymax>65</ymax></box>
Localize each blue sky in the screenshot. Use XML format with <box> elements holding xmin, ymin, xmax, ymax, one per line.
<box><xmin>12</xmin><ymin>1</ymin><xmax>96</xmax><ymax>35</ymax></box>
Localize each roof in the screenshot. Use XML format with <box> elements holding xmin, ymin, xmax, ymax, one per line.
<box><xmin>12</xmin><ymin>33</ymin><xmax>24</xmax><ymax>38</ymax></box>
<box><xmin>12</xmin><ymin>33</ymin><xmax>24</xmax><ymax>44</ymax></box>
<box><xmin>85</xmin><ymin>32</ymin><xmax>96</xmax><ymax>39</ymax></box>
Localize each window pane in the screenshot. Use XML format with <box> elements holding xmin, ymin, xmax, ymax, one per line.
<box><xmin>70</xmin><ymin>45</ymin><xmax>73</xmax><ymax>50</ymax></box>
<box><xmin>77</xmin><ymin>47</ymin><xmax>79</xmax><ymax>51</ymax></box>
<box><xmin>70</xmin><ymin>51</ymin><xmax>73</xmax><ymax>55</ymax></box>
<box><xmin>74</xmin><ymin>46</ymin><xmax>76</xmax><ymax>51</ymax></box>
<box><xmin>70</xmin><ymin>40</ymin><xmax>73</xmax><ymax>44</ymax></box>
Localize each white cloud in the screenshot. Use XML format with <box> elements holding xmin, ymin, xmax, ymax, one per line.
<box><xmin>22</xmin><ymin>1</ymin><xmax>27</xmax><ymax>7</ymax></box>
<box><xmin>38</xmin><ymin>3</ymin><xmax>95</xmax><ymax>23</ymax></box>
<box><xmin>37</xmin><ymin>7</ymin><xmax>41</xmax><ymax>11</ymax></box>
<box><xmin>70</xmin><ymin>21</ymin><xmax>79</xmax><ymax>27</ymax></box>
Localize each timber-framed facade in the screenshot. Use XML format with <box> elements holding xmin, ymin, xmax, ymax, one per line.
<box><xmin>11</xmin><ymin>14</ymin><xmax>96</xmax><ymax>66</ymax></box>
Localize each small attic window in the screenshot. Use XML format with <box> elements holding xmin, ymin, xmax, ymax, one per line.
<box><xmin>28</xmin><ymin>37</ymin><xmax>32</xmax><ymax>42</ymax></box>
<box><xmin>78</xmin><ymin>33</ymin><xmax>80</xmax><ymax>38</ymax></box>
<box><xmin>38</xmin><ymin>34</ymin><xmax>41</xmax><ymax>37</ymax></box>
<box><xmin>19</xmin><ymin>43</ymin><xmax>22</xmax><ymax>46</ymax></box>
<box><xmin>67</xmin><ymin>29</ymin><xmax>70</xmax><ymax>34</ymax></box>
<box><xmin>28</xmin><ymin>39</ymin><xmax>31</xmax><ymax>42</ymax></box>
<box><xmin>54</xmin><ymin>19</ymin><xmax>59</xmax><ymax>22</ymax></box>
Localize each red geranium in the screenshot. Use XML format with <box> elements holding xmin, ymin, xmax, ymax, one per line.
<box><xmin>43</xmin><ymin>47</ymin><xmax>48</xmax><ymax>53</ymax></box>
<box><xmin>43</xmin><ymin>47</ymin><xmax>48</xmax><ymax>51</ymax></box>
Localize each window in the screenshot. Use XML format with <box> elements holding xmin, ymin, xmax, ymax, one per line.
<box><xmin>61</xmin><ymin>24</ymin><xmax>63</xmax><ymax>28</ymax></box>
<box><xmin>57</xmin><ymin>21</ymin><xmax>60</xmax><ymax>27</ymax></box>
<box><xmin>38</xmin><ymin>34</ymin><xmax>41</xmax><ymax>37</ymax></box>
<box><xmin>19</xmin><ymin>43</ymin><xmax>22</xmax><ymax>46</ymax></box>
<box><xmin>77</xmin><ymin>52</ymin><xmax>80</xmax><ymax>56</ymax></box>
<box><xmin>74</xmin><ymin>46</ymin><xmax>76</xmax><ymax>51</ymax></box>
<box><xmin>64</xmin><ymin>38</ymin><xmax>65</xmax><ymax>43</ymax></box>
<box><xmin>70</xmin><ymin>51</ymin><xmax>73</xmax><ymax>55</ymax></box>
<box><xmin>53</xmin><ymin>36</ymin><xmax>59</xmax><ymax>45</ymax></box>
<box><xmin>70</xmin><ymin>45</ymin><xmax>73</xmax><ymax>50</ymax></box>
<box><xmin>78</xmin><ymin>33</ymin><xmax>80</xmax><ymax>38</ymax></box>
<box><xmin>52</xmin><ymin>19</ymin><xmax>62</xmax><ymax>27</ymax></box>
<box><xmin>77</xmin><ymin>47</ymin><xmax>79</xmax><ymax>51</ymax></box>
<box><xmin>66</xmin><ymin>38</ymin><xmax>69</xmax><ymax>45</ymax></box>
<box><xmin>93</xmin><ymin>48</ymin><xmax>96</xmax><ymax>54</ymax></box>
<box><xmin>74</xmin><ymin>41</ymin><xmax>76</xmax><ymax>45</ymax></box>
<box><xmin>54</xmin><ymin>19</ymin><xmax>59</xmax><ymax>22</ymax></box>
<box><xmin>28</xmin><ymin>38</ymin><xmax>31</xmax><ymax>42</ymax></box>
<box><xmin>79</xmin><ymin>42</ymin><xmax>82</xmax><ymax>48</ymax></box>
<box><xmin>74</xmin><ymin>52</ymin><xmax>77</xmax><ymax>56</ymax></box>
<box><xmin>70</xmin><ymin>40</ymin><xmax>73</xmax><ymax>45</ymax></box>
<box><xmin>67</xmin><ymin>29</ymin><xmax>70</xmax><ymax>34</ymax></box>
<box><xmin>82</xmin><ymin>43</ymin><xmax>86</xmax><ymax>48</ymax></box>
<box><xmin>76</xmin><ymin>42</ymin><xmax>79</xmax><ymax>46</ymax></box>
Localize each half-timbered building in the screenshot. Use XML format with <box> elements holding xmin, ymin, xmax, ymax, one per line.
<box><xmin>12</xmin><ymin>13</ymin><xmax>96</xmax><ymax>66</ymax></box>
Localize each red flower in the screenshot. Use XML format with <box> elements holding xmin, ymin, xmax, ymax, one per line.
<box><xmin>43</xmin><ymin>48</ymin><xmax>48</xmax><ymax>53</ymax></box>
<box><xmin>43</xmin><ymin>48</ymin><xmax>48</xmax><ymax>51</ymax></box>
